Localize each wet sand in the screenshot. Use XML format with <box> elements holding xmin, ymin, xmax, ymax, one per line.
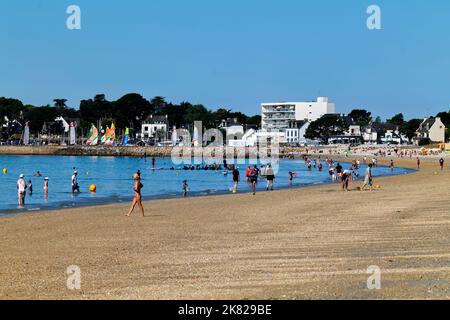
<box><xmin>0</xmin><ymin>157</ymin><xmax>449</xmax><ymax>299</ymax></box>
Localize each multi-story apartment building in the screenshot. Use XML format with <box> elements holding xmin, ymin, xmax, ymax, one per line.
<box><xmin>261</xmin><ymin>97</ymin><xmax>335</xmax><ymax>132</ymax></box>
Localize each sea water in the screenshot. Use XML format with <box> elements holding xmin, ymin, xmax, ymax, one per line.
<box><xmin>0</xmin><ymin>155</ymin><xmax>414</xmax><ymax>215</ymax></box>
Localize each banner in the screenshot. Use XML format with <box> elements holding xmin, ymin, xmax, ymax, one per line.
<box><xmin>23</xmin><ymin>122</ymin><xmax>30</xmax><ymax>145</ymax></box>
<box><xmin>69</xmin><ymin>122</ymin><xmax>77</xmax><ymax>145</ymax></box>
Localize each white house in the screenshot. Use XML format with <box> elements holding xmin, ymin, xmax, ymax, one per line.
<box><xmin>415</xmin><ymin>117</ymin><xmax>446</xmax><ymax>144</ymax></box>
<box><xmin>141</xmin><ymin>115</ymin><xmax>169</xmax><ymax>140</ymax></box>
<box><xmin>381</xmin><ymin>130</ymin><xmax>403</xmax><ymax>145</ymax></box>
<box><xmin>261</xmin><ymin>97</ymin><xmax>335</xmax><ymax>132</ymax></box>
<box><xmin>285</xmin><ymin>120</ymin><xmax>310</xmax><ymax>145</ymax></box>
<box><xmin>361</xmin><ymin>126</ymin><xmax>378</xmax><ymax>144</ymax></box>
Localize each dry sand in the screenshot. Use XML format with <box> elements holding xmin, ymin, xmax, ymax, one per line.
<box><xmin>0</xmin><ymin>157</ymin><xmax>448</xmax><ymax>300</ymax></box>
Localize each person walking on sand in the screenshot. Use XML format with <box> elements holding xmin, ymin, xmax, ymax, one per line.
<box><xmin>361</xmin><ymin>163</ymin><xmax>373</xmax><ymax>191</ymax></box>
<box><xmin>126</xmin><ymin>173</ymin><xmax>145</xmax><ymax>217</ymax></box>
<box><xmin>417</xmin><ymin>157</ymin><xmax>420</xmax><ymax>170</ymax></box>
<box><xmin>390</xmin><ymin>159</ymin><xmax>394</xmax><ymax>172</ymax></box>
<box><xmin>17</xmin><ymin>174</ymin><xmax>27</xmax><ymax>206</ymax></box>
<box><xmin>439</xmin><ymin>158</ymin><xmax>444</xmax><ymax>171</ymax></box>
<box><xmin>232</xmin><ymin>167</ymin><xmax>240</xmax><ymax>193</ymax></box>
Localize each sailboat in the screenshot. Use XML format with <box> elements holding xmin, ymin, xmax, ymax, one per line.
<box><xmin>122</xmin><ymin>127</ymin><xmax>129</xmax><ymax>145</ymax></box>
<box><xmin>105</xmin><ymin>123</ymin><xmax>116</xmax><ymax>146</ymax></box>
<box><xmin>101</xmin><ymin>126</ymin><xmax>110</xmax><ymax>144</ymax></box>
<box><xmin>86</xmin><ymin>124</ymin><xmax>99</xmax><ymax>145</ymax></box>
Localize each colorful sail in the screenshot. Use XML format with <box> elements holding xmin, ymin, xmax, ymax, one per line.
<box><xmin>105</xmin><ymin>123</ymin><xmax>116</xmax><ymax>146</ymax></box>
<box><xmin>86</xmin><ymin>125</ymin><xmax>98</xmax><ymax>145</ymax></box>
<box><xmin>122</xmin><ymin>127</ymin><xmax>129</xmax><ymax>145</ymax></box>
<box><xmin>101</xmin><ymin>126</ymin><xmax>110</xmax><ymax>144</ymax></box>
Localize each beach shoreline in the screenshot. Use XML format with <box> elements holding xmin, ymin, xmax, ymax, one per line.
<box><xmin>0</xmin><ymin>159</ymin><xmax>415</xmax><ymax>217</ymax></box>
<box><xmin>0</xmin><ymin>157</ymin><xmax>448</xmax><ymax>299</ymax></box>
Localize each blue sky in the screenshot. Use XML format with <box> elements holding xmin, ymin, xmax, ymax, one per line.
<box><xmin>1</xmin><ymin>0</ymin><xmax>450</xmax><ymax>119</ymax></box>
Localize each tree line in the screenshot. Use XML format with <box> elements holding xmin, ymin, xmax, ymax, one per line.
<box><xmin>0</xmin><ymin>94</ymin><xmax>262</xmax><ymax>138</ymax></box>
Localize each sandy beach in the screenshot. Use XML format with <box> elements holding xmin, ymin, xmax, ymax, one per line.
<box><xmin>0</xmin><ymin>157</ymin><xmax>448</xmax><ymax>300</ymax></box>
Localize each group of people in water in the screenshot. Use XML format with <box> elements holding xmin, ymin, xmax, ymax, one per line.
<box><xmin>15</xmin><ymin>169</ymin><xmax>80</xmax><ymax>207</ymax></box>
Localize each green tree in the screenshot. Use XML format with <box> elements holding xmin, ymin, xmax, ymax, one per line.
<box><xmin>305</xmin><ymin>115</ymin><xmax>349</xmax><ymax>144</ymax></box>
<box><xmin>348</xmin><ymin>109</ymin><xmax>372</xmax><ymax>126</ymax></box>
<box><xmin>53</xmin><ymin>99</ymin><xmax>68</xmax><ymax>109</ymax></box>
<box><xmin>401</xmin><ymin>118</ymin><xmax>422</xmax><ymax>141</ymax></box>
<box><xmin>387</xmin><ymin>113</ymin><xmax>405</xmax><ymax>126</ymax></box>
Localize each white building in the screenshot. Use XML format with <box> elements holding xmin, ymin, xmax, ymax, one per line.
<box><xmin>285</xmin><ymin>120</ymin><xmax>310</xmax><ymax>145</ymax></box>
<box><xmin>415</xmin><ymin>117</ymin><xmax>446</xmax><ymax>144</ymax></box>
<box><xmin>361</xmin><ymin>127</ymin><xmax>378</xmax><ymax>144</ymax></box>
<box><xmin>261</xmin><ymin>97</ymin><xmax>335</xmax><ymax>132</ymax></box>
<box><xmin>381</xmin><ymin>130</ymin><xmax>403</xmax><ymax>145</ymax></box>
<box><xmin>141</xmin><ymin>115</ymin><xmax>169</xmax><ymax>140</ymax></box>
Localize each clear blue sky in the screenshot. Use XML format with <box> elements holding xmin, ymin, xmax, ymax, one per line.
<box><xmin>1</xmin><ymin>0</ymin><xmax>450</xmax><ymax>119</ymax></box>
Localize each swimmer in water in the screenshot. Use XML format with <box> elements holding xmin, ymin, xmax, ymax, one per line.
<box><xmin>182</xmin><ymin>180</ymin><xmax>189</xmax><ymax>197</ymax></box>
<box><xmin>28</xmin><ymin>180</ymin><xmax>33</xmax><ymax>196</ymax></box>
<box><xmin>44</xmin><ymin>177</ymin><xmax>49</xmax><ymax>194</ymax></box>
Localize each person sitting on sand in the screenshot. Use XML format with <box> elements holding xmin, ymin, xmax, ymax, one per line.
<box><xmin>126</xmin><ymin>173</ymin><xmax>145</xmax><ymax>217</ymax></box>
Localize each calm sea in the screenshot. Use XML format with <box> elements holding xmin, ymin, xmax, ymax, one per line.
<box><xmin>0</xmin><ymin>155</ymin><xmax>414</xmax><ymax>215</ymax></box>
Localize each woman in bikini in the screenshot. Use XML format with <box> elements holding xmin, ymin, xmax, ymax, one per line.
<box><xmin>126</xmin><ymin>173</ymin><xmax>145</xmax><ymax>217</ymax></box>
